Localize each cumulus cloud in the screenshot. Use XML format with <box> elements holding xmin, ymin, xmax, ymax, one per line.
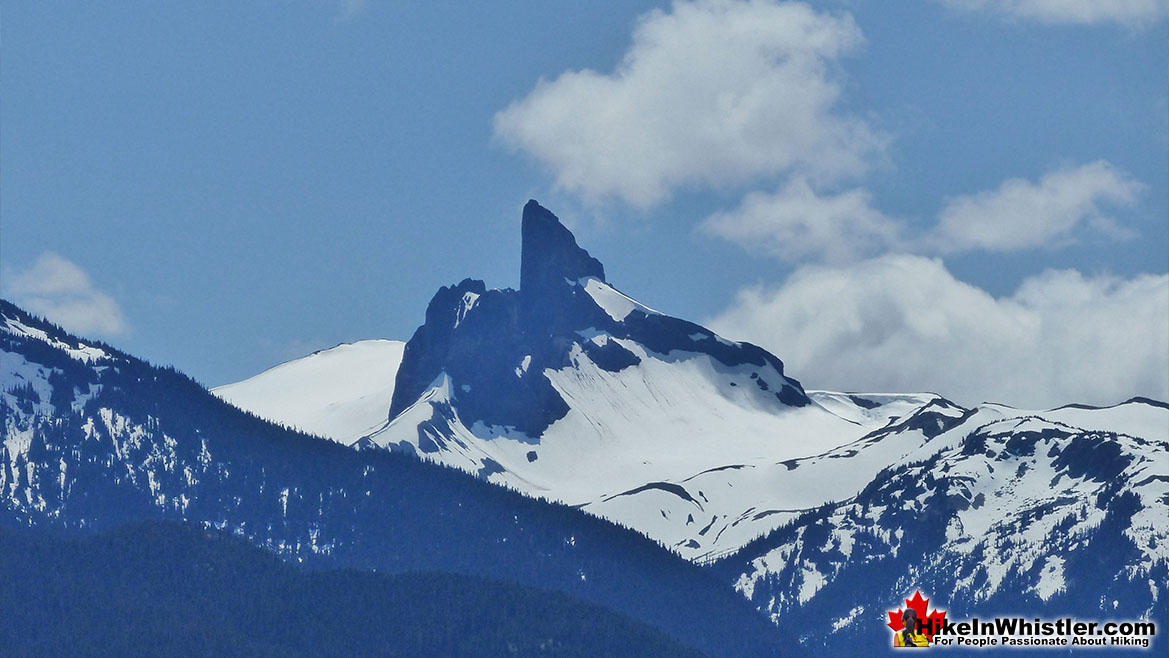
<box><xmin>699</xmin><ymin>161</ymin><xmax>1142</xmax><ymax>264</ymax></box>
<box><xmin>3</xmin><ymin>253</ymin><xmax>128</xmax><ymax>336</ymax></box>
<box><xmin>928</xmin><ymin>161</ymin><xmax>1143</xmax><ymax>253</ymax></box>
<box><xmin>708</xmin><ymin>255</ymin><xmax>1169</xmax><ymax>407</ymax></box>
<box><xmin>938</xmin><ymin>0</ymin><xmax>1169</xmax><ymax>26</ymax></box>
<box><xmin>700</xmin><ymin>177</ymin><xmax>903</xmax><ymax>263</ymax></box>
<box><xmin>494</xmin><ymin>0</ymin><xmax>884</xmax><ymax>208</ymax></box>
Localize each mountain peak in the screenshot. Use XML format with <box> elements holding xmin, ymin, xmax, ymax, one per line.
<box><xmin>387</xmin><ymin>200</ymin><xmax>809</xmax><ymax>437</ymax></box>
<box><xmin>520</xmin><ymin>200</ymin><xmax>605</xmax><ymax>297</ymax></box>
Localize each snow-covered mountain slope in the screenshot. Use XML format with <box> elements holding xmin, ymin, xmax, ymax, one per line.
<box><xmin>372</xmin><ymin>356</ymin><xmax>940</xmax><ymax>559</ymax></box>
<box><xmin>15</xmin><ymin>194</ymin><xmax>1166</xmax><ymax>654</ymax></box>
<box><xmin>205</xmin><ymin>201</ymin><xmax>1167</xmax><ymax>647</ymax></box>
<box><xmin>716</xmin><ymin>397</ymin><xmax>1169</xmax><ymax>651</ymax></box>
<box><xmin>0</xmin><ymin>299</ymin><xmax>792</xmax><ymax>658</ymax></box>
<box><xmin>217</xmin><ymin>328</ymin><xmax>947</xmax><ymax>561</ymax></box>
<box><xmin>323</xmin><ymin>201</ymin><xmax>956</xmax><ymax>560</ymax></box>
<box><xmin>581</xmin><ymin>394</ymin><xmax>968</xmax><ymax>560</ymax></box>
<box><xmin>807</xmin><ymin>391</ymin><xmax>943</xmax><ymax>427</ymax></box>
<box><xmin>212</xmin><ymin>340</ymin><xmax>404</xmax><ymax>443</ymax></box>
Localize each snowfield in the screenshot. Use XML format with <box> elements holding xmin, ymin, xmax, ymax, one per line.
<box><xmin>212</xmin><ymin>340</ymin><xmax>404</xmax><ymax>443</ymax></box>
<box><xmin>213</xmin><ymin>335</ymin><xmax>962</xmax><ymax>560</ymax></box>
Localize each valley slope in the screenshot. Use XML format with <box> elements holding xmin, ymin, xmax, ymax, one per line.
<box><xmin>0</xmin><ymin>298</ymin><xmax>791</xmax><ymax>658</ymax></box>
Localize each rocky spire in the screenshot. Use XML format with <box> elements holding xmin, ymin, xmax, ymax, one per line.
<box><xmin>387</xmin><ymin>199</ymin><xmax>809</xmax><ymax>435</ymax></box>
<box><xmin>520</xmin><ymin>200</ymin><xmax>605</xmax><ymax>295</ymax></box>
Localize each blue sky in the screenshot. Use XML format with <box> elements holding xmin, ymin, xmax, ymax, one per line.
<box><xmin>3</xmin><ymin>0</ymin><xmax>1166</xmax><ymax>407</ymax></box>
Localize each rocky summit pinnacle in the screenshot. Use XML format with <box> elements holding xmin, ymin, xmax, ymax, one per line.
<box><xmin>520</xmin><ymin>200</ymin><xmax>605</xmax><ymax>294</ymax></box>
<box><xmin>518</xmin><ymin>201</ymin><xmax>609</xmax><ymax>338</ymax></box>
<box><xmin>386</xmin><ymin>200</ymin><xmax>809</xmax><ymax>438</ymax></box>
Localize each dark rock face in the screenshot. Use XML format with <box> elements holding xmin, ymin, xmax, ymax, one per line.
<box><xmin>387</xmin><ymin>200</ymin><xmax>809</xmax><ymax>437</ymax></box>
<box><xmin>387</xmin><ymin>280</ymin><xmax>569</xmax><ymax>436</ymax></box>
<box><xmin>520</xmin><ymin>199</ymin><xmax>605</xmax><ymax>303</ymax></box>
<box><xmin>390</xmin><ymin>278</ymin><xmax>490</xmax><ymax>414</ymax></box>
<box><xmin>519</xmin><ymin>200</ymin><xmax>613</xmax><ymax>342</ymax></box>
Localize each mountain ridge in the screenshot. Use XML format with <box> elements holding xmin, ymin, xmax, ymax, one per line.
<box><xmin>8</xmin><ymin>199</ymin><xmax>1167</xmax><ymax>655</ymax></box>
<box><xmin>0</xmin><ymin>297</ymin><xmax>793</xmax><ymax>658</ymax></box>
<box><xmin>210</xmin><ymin>201</ymin><xmax>1167</xmax><ymax>655</ymax></box>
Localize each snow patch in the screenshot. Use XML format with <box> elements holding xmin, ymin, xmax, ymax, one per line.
<box><xmin>455</xmin><ymin>291</ymin><xmax>480</xmax><ymax>327</ymax></box>
<box><xmin>579</xmin><ymin>277</ymin><xmax>658</xmax><ymax>322</ymax></box>
<box><xmin>213</xmin><ymin>340</ymin><xmax>405</xmax><ymax>445</ymax></box>
<box><xmin>831</xmin><ymin>606</ymin><xmax>865</xmax><ymax>633</ymax></box>
<box><xmin>1035</xmin><ymin>555</ymin><xmax>1066</xmax><ymax>601</ymax></box>
<box><xmin>3</xmin><ymin>316</ymin><xmax>109</xmax><ymax>363</ymax></box>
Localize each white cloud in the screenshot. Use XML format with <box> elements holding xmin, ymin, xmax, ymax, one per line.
<box><xmin>698</xmin><ymin>161</ymin><xmax>1143</xmax><ymax>265</ymax></box>
<box><xmin>708</xmin><ymin>255</ymin><xmax>1169</xmax><ymax>407</ymax></box>
<box><xmin>494</xmin><ymin>0</ymin><xmax>884</xmax><ymax>208</ymax></box>
<box><xmin>929</xmin><ymin>161</ymin><xmax>1144</xmax><ymax>253</ymax></box>
<box><xmin>336</xmin><ymin>0</ymin><xmax>369</xmax><ymax>22</ymax></box>
<box><xmin>700</xmin><ymin>177</ymin><xmax>903</xmax><ymax>263</ymax></box>
<box><xmin>3</xmin><ymin>252</ymin><xmax>128</xmax><ymax>336</ymax></box>
<box><xmin>939</xmin><ymin>0</ymin><xmax>1169</xmax><ymax>26</ymax></box>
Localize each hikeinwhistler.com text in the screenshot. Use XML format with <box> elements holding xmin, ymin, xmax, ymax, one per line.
<box><xmin>921</xmin><ymin>617</ymin><xmax>1156</xmax><ymax>649</ymax></box>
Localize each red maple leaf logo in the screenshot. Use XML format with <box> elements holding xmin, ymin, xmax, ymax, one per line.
<box><xmin>887</xmin><ymin>590</ymin><xmax>947</xmax><ymax>642</ymax></box>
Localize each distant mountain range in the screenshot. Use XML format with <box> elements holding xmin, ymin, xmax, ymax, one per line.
<box><xmin>4</xmin><ymin>201</ymin><xmax>1166</xmax><ymax>655</ymax></box>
